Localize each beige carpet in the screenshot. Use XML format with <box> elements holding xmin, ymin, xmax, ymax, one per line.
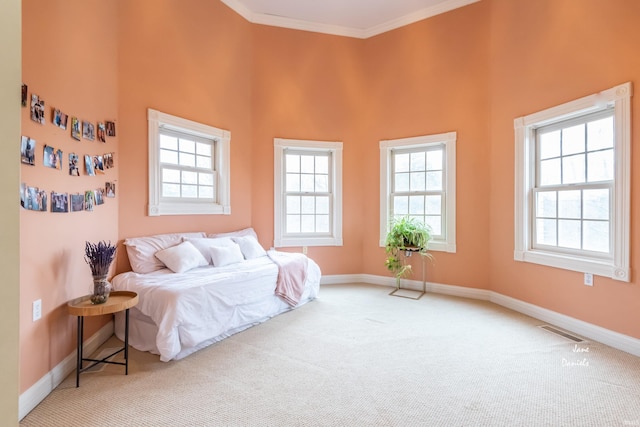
<box><xmin>21</xmin><ymin>284</ymin><xmax>640</xmax><ymax>426</ymax></box>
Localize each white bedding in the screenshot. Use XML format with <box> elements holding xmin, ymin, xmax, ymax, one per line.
<box><xmin>112</xmin><ymin>254</ymin><xmax>321</xmax><ymax>361</ymax></box>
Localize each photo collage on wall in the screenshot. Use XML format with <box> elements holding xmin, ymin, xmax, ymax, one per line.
<box><xmin>20</xmin><ymin>83</ymin><xmax>117</xmax><ymax>214</ymax></box>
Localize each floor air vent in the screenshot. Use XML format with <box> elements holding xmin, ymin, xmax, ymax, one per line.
<box><xmin>539</xmin><ymin>325</ymin><xmax>584</xmax><ymax>342</ymax></box>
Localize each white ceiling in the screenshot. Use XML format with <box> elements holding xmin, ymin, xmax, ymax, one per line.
<box><xmin>220</xmin><ymin>0</ymin><xmax>480</xmax><ymax>39</ymax></box>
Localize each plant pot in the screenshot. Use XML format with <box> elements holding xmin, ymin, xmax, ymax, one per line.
<box><xmin>90</xmin><ymin>275</ymin><xmax>112</xmax><ymax>304</ymax></box>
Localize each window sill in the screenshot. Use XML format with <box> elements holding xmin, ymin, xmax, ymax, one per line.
<box><xmin>275</xmin><ymin>237</ymin><xmax>343</xmax><ymax>248</ymax></box>
<box><xmin>148</xmin><ymin>202</ymin><xmax>230</xmax><ymax>216</ymax></box>
<box><xmin>514</xmin><ymin>249</ymin><xmax>628</xmax><ymax>282</ymax></box>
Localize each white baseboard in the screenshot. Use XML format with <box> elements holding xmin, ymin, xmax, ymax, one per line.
<box><xmin>19</xmin><ymin>321</ymin><xmax>114</xmax><ymax>421</ymax></box>
<box><xmin>322</xmin><ymin>274</ymin><xmax>640</xmax><ymax>358</ymax></box>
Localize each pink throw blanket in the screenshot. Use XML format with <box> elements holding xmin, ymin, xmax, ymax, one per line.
<box><xmin>267</xmin><ymin>250</ymin><xmax>308</xmax><ymax>307</ymax></box>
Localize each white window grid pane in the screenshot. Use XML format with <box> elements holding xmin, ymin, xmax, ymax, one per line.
<box><xmin>160</xmin><ymin>149</ymin><xmax>178</xmax><ymax>165</ymax></box>
<box><xmin>532</xmin><ymin>187</ymin><xmax>611</xmax><ymax>254</ymax></box>
<box><xmin>583</xmin><ymin>220</ymin><xmax>610</xmax><ymax>253</ymax></box>
<box><xmin>159</xmin><ymin>129</ymin><xmax>216</xmax><ymax>200</ymax></box>
<box><xmin>561</xmin><ymin>124</ymin><xmax>585</xmax><ymax>156</ymax></box>
<box><xmin>196</xmin><ymin>155</ymin><xmax>212</xmax><ymax>169</ymax></box>
<box><xmin>587</xmin><ymin>149</ymin><xmax>613</xmax><ymax>182</ymax></box>
<box><xmin>283</xmin><ymin>149</ymin><xmax>333</xmax><ymax>236</ymax></box>
<box><xmin>180</xmin><ymin>152</ymin><xmax>195</xmax><ymax>167</ymax></box>
<box><xmin>587</xmin><ymin>116</ymin><xmax>614</xmax><ymax>151</ymax></box>
<box><xmin>179</xmin><ymin>138</ymin><xmax>196</xmax><ymax>154</ymax></box>
<box><xmin>196</xmin><ymin>142</ymin><xmax>211</xmax><ymax>156</ymax></box>
<box><xmin>390</xmin><ymin>146</ymin><xmax>446</xmax><ymax>240</ymax></box>
<box><xmin>558</xmin><ymin>219</ymin><xmax>581</xmax><ymax>249</ymax></box>
<box><xmin>390</xmin><ymin>146</ymin><xmax>446</xmax><ymax>238</ymax></box>
<box><xmin>533</xmin><ymin>110</ymin><xmax>614</xmax><ymax>256</ymax></box>
<box><xmin>539</xmin><ymin>130</ymin><xmax>561</xmax><ymax>159</ymax></box>
<box><xmin>286</xmin><ymin>154</ymin><xmax>300</xmax><ymax>173</ymax></box>
<box><xmin>287</xmin><ymin>196</ymin><xmax>301</xmax><ymax>214</ymax></box>
<box><xmin>162</xmin><ymin>168</ymin><xmax>181</xmax><ymax>184</ymax></box>
<box><xmin>300</xmin><ymin>174</ymin><xmax>315</xmax><ymax>192</ymax></box>
<box><xmin>159</xmin><ymin>134</ymin><xmax>178</xmax><ymax>150</ymax></box>
<box><xmin>182</xmin><ymin>171</ymin><xmax>197</xmax><ymax>185</ymax></box>
<box><xmin>181</xmin><ymin>184</ymin><xmax>198</xmax><ymax>198</ymax></box>
<box><xmin>198</xmin><ymin>186</ymin><xmax>214</xmax><ymax>199</ymax></box>
<box><xmin>536</xmin><ymin>111</ymin><xmax>614</xmax><ymax>188</ymax></box>
<box><xmin>316</xmin><ymin>215</ymin><xmax>330</xmax><ymax>233</ymax></box>
<box><xmin>163</xmin><ymin>183</ymin><xmax>180</xmax><ymax>198</ymax></box>
<box><xmin>424</xmin><ymin>215</ymin><xmax>442</xmax><ymax>236</ymax></box>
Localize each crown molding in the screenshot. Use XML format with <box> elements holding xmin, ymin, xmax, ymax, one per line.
<box><xmin>220</xmin><ymin>0</ymin><xmax>481</xmax><ymax>39</ymax></box>
<box><xmin>362</xmin><ymin>0</ymin><xmax>481</xmax><ymax>38</ymax></box>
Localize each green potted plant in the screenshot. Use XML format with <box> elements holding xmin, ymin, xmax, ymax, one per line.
<box><xmin>384</xmin><ymin>216</ymin><xmax>432</xmax><ymax>289</ymax></box>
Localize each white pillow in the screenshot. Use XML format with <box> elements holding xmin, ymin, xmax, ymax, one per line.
<box><xmin>209</xmin><ymin>243</ymin><xmax>245</xmax><ymax>267</ymax></box>
<box><xmin>232</xmin><ymin>235</ymin><xmax>267</xmax><ymax>259</ymax></box>
<box><xmin>154</xmin><ymin>241</ymin><xmax>208</xmax><ymax>273</ymax></box>
<box><xmin>183</xmin><ymin>237</ymin><xmax>236</xmax><ymax>264</ymax></box>
<box><xmin>208</xmin><ymin>227</ymin><xmax>258</xmax><ymax>240</ymax></box>
<box><xmin>124</xmin><ymin>232</ymin><xmax>206</xmax><ymax>273</ymax></box>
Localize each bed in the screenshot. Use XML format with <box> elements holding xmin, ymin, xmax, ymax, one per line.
<box><xmin>112</xmin><ymin>229</ymin><xmax>321</xmax><ymax>362</ymax></box>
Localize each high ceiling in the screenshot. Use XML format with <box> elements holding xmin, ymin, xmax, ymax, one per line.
<box><xmin>220</xmin><ymin>0</ymin><xmax>480</xmax><ymax>38</ymax></box>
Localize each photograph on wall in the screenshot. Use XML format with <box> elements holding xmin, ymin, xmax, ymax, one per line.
<box><xmin>28</xmin><ymin>186</ymin><xmax>38</xmax><ymax>210</ymax></box>
<box><xmin>105</xmin><ymin>121</ymin><xmax>116</xmax><ymax>137</ymax></box>
<box><xmin>84</xmin><ymin>155</ymin><xmax>95</xmax><ymax>176</ymax></box>
<box><xmin>20</xmin><ymin>183</ymin><xmax>26</xmax><ymax>208</ymax></box>
<box><xmin>21</xmin><ymin>84</ymin><xmax>27</xmax><ymax>107</ymax></box>
<box><xmin>30</xmin><ymin>93</ymin><xmax>45</xmax><ymax>124</ymax></box>
<box><xmin>82</xmin><ymin>121</ymin><xmax>95</xmax><ymax>141</ymax></box>
<box><xmin>71</xmin><ymin>117</ymin><xmax>81</xmax><ymax>141</ymax></box>
<box><xmin>84</xmin><ymin>190</ymin><xmax>95</xmax><ymax>212</ymax></box>
<box><xmin>93</xmin><ymin>155</ymin><xmax>105</xmax><ymax>174</ymax></box>
<box><xmin>103</xmin><ymin>152</ymin><xmax>114</xmax><ymax>169</ymax></box>
<box><xmin>43</xmin><ymin>145</ymin><xmax>62</xmax><ymax>170</ymax></box>
<box><xmin>97</xmin><ymin>122</ymin><xmax>106</xmax><ymax>143</ymax></box>
<box><xmin>20</xmin><ymin>136</ymin><xmax>36</xmax><ymax>165</ymax></box>
<box><xmin>95</xmin><ymin>188</ymin><xmax>105</xmax><ymax>205</ymax></box>
<box><xmin>105</xmin><ymin>181</ymin><xmax>116</xmax><ymax>198</ymax></box>
<box><xmin>31</xmin><ymin>187</ymin><xmax>46</xmax><ymax>211</ymax></box>
<box><xmin>37</xmin><ymin>189</ymin><xmax>48</xmax><ymax>211</ymax></box>
<box><xmin>20</xmin><ymin>184</ymin><xmax>46</xmax><ymax>211</ymax></box>
<box><xmin>50</xmin><ymin>191</ymin><xmax>68</xmax><ymax>213</ymax></box>
<box><xmin>69</xmin><ymin>153</ymin><xmax>80</xmax><ymax>176</ymax></box>
<box><xmin>70</xmin><ymin>194</ymin><xmax>85</xmax><ymax>212</ymax></box>
<box><xmin>52</xmin><ymin>108</ymin><xmax>68</xmax><ymax>130</ymax></box>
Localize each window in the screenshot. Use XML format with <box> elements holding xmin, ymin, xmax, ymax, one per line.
<box><xmin>148</xmin><ymin>109</ymin><xmax>230</xmax><ymax>216</ymax></box>
<box><xmin>380</xmin><ymin>132</ymin><xmax>456</xmax><ymax>252</ymax></box>
<box><xmin>514</xmin><ymin>82</ymin><xmax>631</xmax><ymax>281</ymax></box>
<box><xmin>274</xmin><ymin>138</ymin><xmax>343</xmax><ymax>247</ymax></box>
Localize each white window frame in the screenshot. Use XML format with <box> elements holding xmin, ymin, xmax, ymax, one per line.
<box><xmin>514</xmin><ymin>82</ymin><xmax>631</xmax><ymax>281</ymax></box>
<box><xmin>274</xmin><ymin>138</ymin><xmax>343</xmax><ymax>247</ymax></box>
<box><xmin>148</xmin><ymin>109</ymin><xmax>230</xmax><ymax>216</ymax></box>
<box><xmin>379</xmin><ymin>132</ymin><xmax>457</xmax><ymax>253</ymax></box>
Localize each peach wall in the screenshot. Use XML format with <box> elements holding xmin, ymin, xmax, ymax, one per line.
<box><xmin>251</xmin><ymin>26</ymin><xmax>367</xmax><ymax>274</ymax></box>
<box><xmin>488</xmin><ymin>0</ymin><xmax>640</xmax><ymax>338</ymax></box>
<box><xmin>115</xmin><ymin>0</ymin><xmax>254</xmax><ymax>272</ymax></box>
<box><xmin>21</xmin><ymin>0</ymin><xmax>119</xmax><ymax>392</ymax></box>
<box><xmin>361</xmin><ymin>2</ymin><xmax>491</xmax><ymax>288</ymax></box>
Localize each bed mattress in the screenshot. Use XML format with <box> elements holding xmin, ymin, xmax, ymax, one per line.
<box><xmin>112</xmin><ymin>255</ymin><xmax>321</xmax><ymax>361</ymax></box>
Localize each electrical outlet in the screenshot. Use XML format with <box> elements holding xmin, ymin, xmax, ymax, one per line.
<box><xmin>302</xmin><ymin>246</ymin><xmax>308</xmax><ymax>255</ymax></box>
<box><xmin>584</xmin><ymin>273</ymin><xmax>593</xmax><ymax>286</ymax></box>
<box><xmin>32</xmin><ymin>299</ymin><xmax>42</xmax><ymax>321</ymax></box>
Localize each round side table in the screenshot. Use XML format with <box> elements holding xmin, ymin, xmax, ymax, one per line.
<box><xmin>67</xmin><ymin>290</ymin><xmax>138</xmax><ymax>387</ymax></box>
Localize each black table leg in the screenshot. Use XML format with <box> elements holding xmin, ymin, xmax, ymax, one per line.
<box><xmin>125</xmin><ymin>308</ymin><xmax>130</xmax><ymax>375</ymax></box>
<box><xmin>76</xmin><ymin>316</ymin><xmax>83</xmax><ymax>388</ymax></box>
